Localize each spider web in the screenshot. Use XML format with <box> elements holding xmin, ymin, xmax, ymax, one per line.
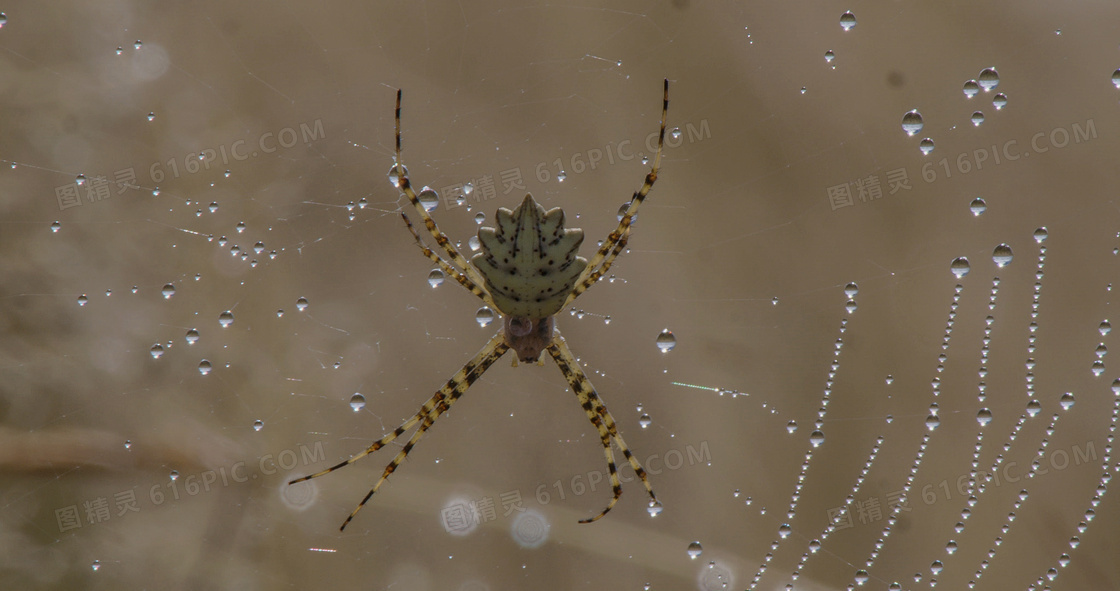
<box><xmin>0</xmin><ymin>1</ymin><xmax>1118</xmax><ymax>590</ymax></box>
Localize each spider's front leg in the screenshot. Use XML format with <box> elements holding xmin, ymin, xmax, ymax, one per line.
<box><xmin>564</xmin><ymin>78</ymin><xmax>668</xmax><ymax>309</ymax></box>
<box><xmin>392</xmin><ymin>88</ymin><xmax>490</xmax><ymax>291</ymax></box>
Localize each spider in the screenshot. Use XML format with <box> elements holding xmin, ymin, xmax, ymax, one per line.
<box><xmin>290</xmin><ymin>79</ymin><xmax>670</xmax><ymax>531</ymax></box>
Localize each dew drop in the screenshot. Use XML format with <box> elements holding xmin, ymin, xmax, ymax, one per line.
<box><xmin>387</xmin><ymin>164</ymin><xmax>408</xmax><ymax>187</ymax></box>
<box><xmin>778</xmin><ymin>523</ymin><xmax>792</xmax><ymax>538</ymax></box>
<box><xmin>844</xmin><ymin>282</ymin><xmax>859</xmax><ymax>298</ymax></box>
<box><xmin>296</xmin><ymin>297</ymin><xmax>309</xmax><ymax>312</ymax></box>
<box><xmin>1033</xmin><ymin>227</ymin><xmax>1049</xmax><ymax>243</ymax></box>
<box><xmin>992</xmin><ymin>93</ymin><xmax>1008</xmax><ymax>110</ymax></box>
<box><xmin>475</xmin><ymin>306</ymin><xmax>495</xmax><ymax>327</ymax></box>
<box><xmin>161</xmin><ymin>283</ymin><xmax>176</xmax><ymax>299</ymax></box>
<box><xmin>950</xmin><ymin>257</ymin><xmax>971</xmax><ymax>278</ymax></box>
<box><xmin>976</xmin><ymin>408</ymin><xmax>993</xmax><ymax>426</ymax></box>
<box><xmin>347</xmin><ymin>393</ymin><xmax>368</xmax><ymax>412</ymax></box>
<box><xmin>839</xmin><ymin>11</ymin><xmax>857</xmax><ymax>31</ymax></box>
<box><xmin>854</xmin><ymin>570</ymin><xmax>869</xmax><ymax>585</ymax></box>
<box><xmin>963</xmin><ymin>79</ymin><xmax>980</xmax><ymax>98</ymax></box>
<box><xmin>919</xmin><ymin>138</ymin><xmax>935</xmax><ymax>155</ymax></box>
<box><xmin>417</xmin><ymin>186</ymin><xmax>440</xmax><ymax>212</ymax></box>
<box><xmin>50</xmin><ymin>221</ymin><xmax>62</xmax><ymax>233</ymax></box>
<box><xmin>971</xmin><ymin>111</ymin><xmax>985</xmax><ymax>126</ymax></box>
<box><xmin>992</xmin><ymin>243</ymin><xmax>1014</xmax><ymax>267</ymax></box>
<box><xmin>809</xmin><ymin>430</ymin><xmax>825</xmax><ymax>447</ymax></box>
<box><xmin>687</xmin><ymin>541</ymin><xmax>703</xmax><ymax>559</ymax></box>
<box><xmin>1026</xmin><ymin>399</ymin><xmax>1042</xmax><ymax>417</ymax></box>
<box><xmin>124</xmin><ymin>440</ymin><xmax>132</xmax><ymax>450</ymax></box>
<box><xmin>901</xmin><ymin>110</ymin><xmax>924</xmax><ymax>136</ymax></box>
<box><xmin>474</xmin><ymin>212</ymin><xmax>486</xmax><ymax>225</ymax></box>
<box><xmin>150</xmin><ymin>344</ymin><xmax>164</xmax><ymax>359</ymax></box>
<box><xmin>428</xmin><ymin>268</ymin><xmax>445</xmax><ymax>288</ymax></box>
<box><xmin>824</xmin><ymin>49</ymin><xmax>836</xmax><ymax>63</ymax></box>
<box><xmin>169</xmin><ymin>470</ymin><xmax>179</xmax><ymax>481</ymax></box>
<box><xmin>970</xmin><ymin>197</ymin><xmax>987</xmax><ymax>216</ymax></box>
<box><xmin>198</xmin><ymin>359</ymin><xmax>212</xmax><ymax>375</ymax></box>
<box><xmin>655</xmin><ymin>329</ymin><xmax>676</xmax><ymax>353</ymax></box>
<box><xmin>639</xmin><ymin>414</ymin><xmax>652</xmax><ymax>428</ymax></box>
<box><xmin>786</xmin><ymin>420</ymin><xmax>798</xmax><ymax>434</ymax></box>
<box><xmin>647</xmin><ymin>499</ymin><xmax>663</xmax><ymax>517</ymax></box>
<box><xmin>670</xmin><ymin>128</ymin><xmax>681</xmax><ymax>140</ymax></box>
<box><xmin>1059</xmin><ymin>392</ymin><xmax>1075</xmax><ymax>410</ymax></box>
<box><xmin>925</xmin><ymin>414</ymin><xmax>941</xmax><ymax>430</ymax></box>
<box><xmin>1111</xmin><ymin>69</ymin><xmax>1120</xmax><ymax>90</ymax></box>
<box><xmin>978</xmin><ymin>67</ymin><xmax>1000</xmax><ymax>91</ymax></box>
<box><xmin>77</xmin><ymin>294</ymin><xmax>88</xmax><ymax>306</ymax></box>
<box><xmin>931</xmin><ymin>560</ymin><xmax>943</xmax><ymax>575</ymax></box>
<box><xmin>557</xmin><ymin>170</ymin><xmax>567</xmax><ymax>183</ymax></box>
<box><xmin>218</xmin><ymin>311</ymin><xmax>235</xmax><ymax>328</ymax></box>
<box><xmin>91</xmin><ymin>560</ymin><xmax>101</xmax><ymax>572</ymax></box>
<box><xmin>253</xmin><ymin>420</ymin><xmax>263</xmax><ymax>431</ymax></box>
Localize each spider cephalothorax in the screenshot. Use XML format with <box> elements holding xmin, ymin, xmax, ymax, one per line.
<box><xmin>289</xmin><ymin>79</ymin><xmax>670</xmax><ymax>531</ymax></box>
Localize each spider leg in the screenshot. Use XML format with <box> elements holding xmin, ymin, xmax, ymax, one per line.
<box><xmin>393</xmin><ymin>89</ymin><xmax>490</xmax><ymax>290</ymax></box>
<box><xmin>289</xmin><ymin>331</ymin><xmax>510</xmax><ymax>531</ymax></box>
<box><xmin>400</xmin><ymin>213</ymin><xmax>499</xmax><ymax>309</ymax></box>
<box><xmin>565</xmin><ymin>79</ymin><xmax>668</xmax><ymax>309</ymax></box>
<box><xmin>546</xmin><ymin>331</ymin><xmax>657</xmax><ymax>522</ymax></box>
<box><xmin>563</xmin><ymin>226</ymin><xmax>630</xmax><ymax>307</ymax></box>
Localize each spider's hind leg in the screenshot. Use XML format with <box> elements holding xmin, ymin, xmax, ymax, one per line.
<box><xmin>290</xmin><ymin>331</ymin><xmax>510</xmax><ymax>531</ymax></box>
<box><xmin>546</xmin><ymin>332</ymin><xmax>658</xmax><ymax>522</ymax></box>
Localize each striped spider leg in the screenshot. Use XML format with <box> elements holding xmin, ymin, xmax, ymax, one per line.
<box><xmin>289</xmin><ymin>79</ymin><xmax>669</xmax><ymax>530</ymax></box>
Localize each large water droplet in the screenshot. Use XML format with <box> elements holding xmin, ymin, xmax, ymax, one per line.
<box><xmin>963</xmin><ymin>80</ymin><xmax>980</xmax><ymax>98</ymax></box>
<box><xmin>978</xmin><ymin>67</ymin><xmax>1000</xmax><ymax>91</ymax></box>
<box><xmin>387</xmin><ymin>164</ymin><xmax>408</xmax><ymax>187</ymax></box>
<box><xmin>350</xmin><ymin>393</ymin><xmax>366</xmax><ymax>411</ymax></box>
<box><xmin>218</xmin><ymin>311</ymin><xmax>235</xmax><ymax>328</ymax></box>
<box><xmin>427</xmin><ymin>269</ymin><xmax>445</xmax><ymax>288</ymax></box>
<box><xmin>919</xmin><ymin>138</ymin><xmax>935</xmax><ymax>155</ymax></box>
<box><xmin>687</xmin><ymin>541</ymin><xmax>703</xmax><ymax>559</ymax></box>
<box><xmin>992</xmin><ymin>243</ymin><xmax>1014</xmax><ymax>267</ymax></box>
<box><xmin>840</xmin><ymin>11</ymin><xmax>857</xmax><ymax>31</ymax></box>
<box><xmin>418</xmin><ymin>186</ymin><xmax>440</xmax><ymax>212</ymax></box>
<box><xmin>1059</xmin><ymin>392</ymin><xmax>1075</xmax><ymax>410</ymax></box>
<box><xmin>475</xmin><ymin>306</ymin><xmax>495</xmax><ymax>327</ymax></box>
<box><xmin>977</xmin><ymin>408</ymin><xmax>993</xmax><ymax>426</ymax></box>
<box><xmin>902</xmin><ymin>110</ymin><xmax>924</xmax><ymax>136</ymax></box>
<box><xmin>970</xmin><ymin>197</ymin><xmax>987</xmax><ymax>216</ymax></box>
<box><xmin>655</xmin><ymin>329</ymin><xmax>676</xmax><ymax>353</ymax></box>
<box><xmin>161</xmin><ymin>283</ymin><xmax>176</xmax><ymax>299</ymax></box>
<box><xmin>810</xmin><ymin>430</ymin><xmax>825</xmax><ymax>447</ymax></box>
<box><xmin>198</xmin><ymin>359</ymin><xmax>212</xmax><ymax>375</ymax></box>
<box><xmin>925</xmin><ymin>414</ymin><xmax>941</xmax><ymax>430</ymax></box>
<box><xmin>950</xmin><ymin>257</ymin><xmax>971</xmax><ymax>278</ymax></box>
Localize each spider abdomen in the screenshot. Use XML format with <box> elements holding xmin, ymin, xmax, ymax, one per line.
<box><xmin>472</xmin><ymin>194</ymin><xmax>587</xmax><ymax>318</ymax></box>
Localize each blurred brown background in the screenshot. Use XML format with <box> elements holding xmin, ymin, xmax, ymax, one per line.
<box><xmin>1</xmin><ymin>1</ymin><xmax>1117</xmax><ymax>589</ymax></box>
